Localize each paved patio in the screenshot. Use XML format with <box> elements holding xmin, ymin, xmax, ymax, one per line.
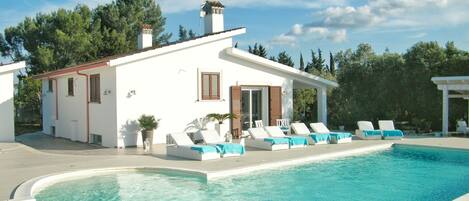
<box><xmin>2</xmin><ymin>133</ymin><xmax>469</xmax><ymax>200</ymax></box>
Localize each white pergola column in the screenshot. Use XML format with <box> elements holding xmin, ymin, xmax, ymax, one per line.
<box><xmin>317</xmin><ymin>87</ymin><xmax>327</xmax><ymax>125</ymax></box>
<box><xmin>442</xmin><ymin>87</ymin><xmax>449</xmax><ymax>135</ymax></box>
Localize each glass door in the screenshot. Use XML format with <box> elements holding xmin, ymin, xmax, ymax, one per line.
<box><xmin>241</xmin><ymin>88</ymin><xmax>264</xmax><ymax>130</ymax></box>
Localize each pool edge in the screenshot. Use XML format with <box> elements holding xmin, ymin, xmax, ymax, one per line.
<box><xmin>13</xmin><ymin>142</ymin><xmax>469</xmax><ymax>201</ymax></box>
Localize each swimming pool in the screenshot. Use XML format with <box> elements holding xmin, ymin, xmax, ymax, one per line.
<box><xmin>35</xmin><ymin>145</ymin><xmax>469</xmax><ymax>201</ymax></box>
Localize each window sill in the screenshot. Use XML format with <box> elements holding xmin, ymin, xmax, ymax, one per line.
<box><xmin>197</xmin><ymin>99</ymin><xmax>225</xmax><ymax>103</ymax></box>
<box><xmin>89</xmin><ymin>102</ymin><xmax>102</xmax><ymax>104</ymax></box>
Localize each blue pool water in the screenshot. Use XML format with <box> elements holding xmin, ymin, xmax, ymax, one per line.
<box><xmin>35</xmin><ymin>145</ymin><xmax>469</xmax><ymax>201</ymax></box>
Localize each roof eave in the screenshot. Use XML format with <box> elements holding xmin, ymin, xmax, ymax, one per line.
<box><xmin>109</xmin><ymin>28</ymin><xmax>246</xmax><ymax>67</ymax></box>
<box><xmin>224</xmin><ymin>48</ymin><xmax>339</xmax><ymax>88</ymax></box>
<box><xmin>0</xmin><ymin>61</ymin><xmax>26</xmax><ymax>74</ymax></box>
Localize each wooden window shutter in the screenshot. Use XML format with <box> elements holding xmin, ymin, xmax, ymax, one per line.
<box><xmin>269</xmin><ymin>86</ymin><xmax>282</xmax><ymax>126</ymax></box>
<box><xmin>230</xmin><ymin>86</ymin><xmax>242</xmax><ymax>139</ymax></box>
<box><xmin>90</xmin><ymin>74</ymin><xmax>101</xmax><ymax>103</ymax></box>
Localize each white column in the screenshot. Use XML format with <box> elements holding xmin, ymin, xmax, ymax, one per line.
<box><xmin>317</xmin><ymin>87</ymin><xmax>327</xmax><ymax>125</ymax></box>
<box><xmin>442</xmin><ymin>87</ymin><xmax>449</xmax><ymax>135</ymax></box>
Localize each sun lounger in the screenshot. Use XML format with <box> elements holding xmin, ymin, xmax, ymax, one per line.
<box><xmin>310</xmin><ymin>123</ymin><xmax>352</xmax><ymax>144</ymax></box>
<box><xmin>378</xmin><ymin>120</ymin><xmax>404</xmax><ymax>140</ymax></box>
<box><xmin>166</xmin><ymin>132</ymin><xmax>220</xmax><ymax>161</ymax></box>
<box><xmin>355</xmin><ymin>121</ymin><xmax>382</xmax><ymax>140</ymax></box>
<box><xmin>291</xmin><ymin>123</ymin><xmax>329</xmax><ymax>145</ymax></box>
<box><xmin>457</xmin><ymin>121</ymin><xmax>469</xmax><ymax>135</ymax></box>
<box><xmin>264</xmin><ymin>126</ymin><xmax>308</xmax><ymax>148</ymax></box>
<box><xmin>245</xmin><ymin>127</ymin><xmax>290</xmax><ymax>151</ymax></box>
<box><xmin>199</xmin><ymin>130</ymin><xmax>245</xmax><ymax>157</ymax></box>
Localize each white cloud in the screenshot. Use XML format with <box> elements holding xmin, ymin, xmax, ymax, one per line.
<box><xmin>272</xmin><ymin>23</ymin><xmax>347</xmax><ymax>46</ymax></box>
<box><xmin>270</xmin><ymin>34</ymin><xmax>297</xmax><ymax>46</ymax></box>
<box><xmin>157</xmin><ymin>0</ymin><xmax>347</xmax><ymax>13</ymax></box>
<box><xmin>271</xmin><ymin>0</ymin><xmax>469</xmax><ymax>46</ymax></box>
<box><xmin>328</xmin><ymin>29</ymin><xmax>347</xmax><ymax>43</ymax></box>
<box><xmin>322</xmin><ymin>5</ymin><xmax>384</xmax><ymax>28</ymax></box>
<box><xmin>409</xmin><ymin>32</ymin><xmax>427</xmax><ymax>39</ymax></box>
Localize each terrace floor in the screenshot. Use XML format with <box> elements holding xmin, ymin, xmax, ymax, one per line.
<box><xmin>2</xmin><ymin>133</ymin><xmax>469</xmax><ymax>200</ymax></box>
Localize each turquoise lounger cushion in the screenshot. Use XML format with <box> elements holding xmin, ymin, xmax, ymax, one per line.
<box><xmin>190</xmin><ymin>145</ymin><xmax>218</xmax><ymax>154</ymax></box>
<box><xmin>264</xmin><ymin>138</ymin><xmax>290</xmax><ymax>145</ymax></box>
<box><xmin>280</xmin><ymin>126</ymin><xmax>289</xmax><ymax>131</ymax></box>
<box><xmin>286</xmin><ymin>136</ymin><xmax>308</xmax><ymax>147</ymax></box>
<box><xmin>363</xmin><ymin>130</ymin><xmax>382</xmax><ymax>137</ymax></box>
<box><xmin>215</xmin><ymin>143</ymin><xmax>245</xmax><ymax>155</ymax></box>
<box><xmin>310</xmin><ymin>133</ymin><xmax>330</xmax><ymax>143</ymax></box>
<box><xmin>382</xmin><ymin>130</ymin><xmax>404</xmax><ymax>137</ymax></box>
<box><xmin>330</xmin><ymin>132</ymin><xmax>352</xmax><ymax>140</ymax></box>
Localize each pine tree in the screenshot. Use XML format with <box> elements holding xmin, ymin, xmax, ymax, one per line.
<box><xmin>315</xmin><ymin>48</ymin><xmax>325</xmax><ymax>71</ymax></box>
<box><xmin>269</xmin><ymin>56</ymin><xmax>277</xmax><ymax>62</ymax></box>
<box><xmin>248</xmin><ymin>43</ymin><xmax>267</xmax><ymax>58</ymax></box>
<box><xmin>258</xmin><ymin>44</ymin><xmax>267</xmax><ymax>58</ymax></box>
<box><xmin>277</xmin><ymin>51</ymin><xmax>294</xmax><ymax>67</ymax></box>
<box><xmin>188</xmin><ymin>30</ymin><xmax>196</xmax><ymax>39</ymax></box>
<box><xmin>329</xmin><ymin>52</ymin><xmax>335</xmax><ymax>75</ymax></box>
<box><xmin>299</xmin><ymin>53</ymin><xmax>305</xmax><ymax>71</ymax></box>
<box><xmin>178</xmin><ymin>25</ymin><xmax>188</xmax><ymax>41</ymax></box>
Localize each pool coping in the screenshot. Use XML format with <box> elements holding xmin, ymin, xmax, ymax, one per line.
<box><xmin>10</xmin><ymin>142</ymin><xmax>469</xmax><ymax>201</ymax></box>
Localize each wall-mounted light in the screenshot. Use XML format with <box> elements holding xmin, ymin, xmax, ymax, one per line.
<box><xmin>127</xmin><ymin>90</ymin><xmax>136</xmax><ymax>98</ymax></box>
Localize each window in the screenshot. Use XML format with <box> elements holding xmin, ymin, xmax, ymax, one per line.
<box><xmin>201</xmin><ymin>72</ymin><xmax>220</xmax><ymax>100</ymax></box>
<box><xmin>90</xmin><ymin>74</ymin><xmax>101</xmax><ymax>103</ymax></box>
<box><xmin>90</xmin><ymin>134</ymin><xmax>102</xmax><ymax>145</ymax></box>
<box><xmin>68</xmin><ymin>78</ymin><xmax>74</xmax><ymax>96</ymax></box>
<box><xmin>48</xmin><ymin>79</ymin><xmax>53</xmax><ymax>92</ymax></box>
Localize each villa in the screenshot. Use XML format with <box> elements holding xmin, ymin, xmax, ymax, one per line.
<box><xmin>33</xmin><ymin>1</ymin><xmax>337</xmax><ymax>148</ymax></box>
<box><xmin>1</xmin><ymin>1</ymin><xmax>469</xmax><ymax>201</ymax></box>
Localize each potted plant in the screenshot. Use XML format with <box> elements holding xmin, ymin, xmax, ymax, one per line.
<box><xmin>206</xmin><ymin>113</ymin><xmax>237</xmax><ymax>141</ymax></box>
<box><xmin>138</xmin><ymin>115</ymin><xmax>159</xmax><ymax>150</ymax></box>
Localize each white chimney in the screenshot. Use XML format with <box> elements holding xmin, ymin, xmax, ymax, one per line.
<box><xmin>138</xmin><ymin>24</ymin><xmax>153</xmax><ymax>49</ymax></box>
<box><xmin>201</xmin><ymin>1</ymin><xmax>225</xmax><ymax>34</ymax></box>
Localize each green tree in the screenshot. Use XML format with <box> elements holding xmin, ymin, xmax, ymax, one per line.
<box><xmin>15</xmin><ymin>77</ymin><xmax>42</xmax><ymax>123</ymax></box>
<box><xmin>178</xmin><ymin>25</ymin><xmax>188</xmax><ymax>41</ymax></box>
<box><xmin>299</xmin><ymin>53</ymin><xmax>305</xmax><ymax>71</ymax></box>
<box><xmin>248</xmin><ymin>43</ymin><xmax>267</xmax><ymax>58</ymax></box>
<box><xmin>329</xmin><ymin>52</ymin><xmax>335</xmax><ymax>75</ymax></box>
<box><xmin>1</xmin><ymin>0</ymin><xmax>171</xmax><ymax>75</ymax></box>
<box><xmin>277</xmin><ymin>51</ymin><xmax>294</xmax><ymax>67</ymax></box>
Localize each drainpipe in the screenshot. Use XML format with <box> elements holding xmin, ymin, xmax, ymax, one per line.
<box><xmin>76</xmin><ymin>71</ymin><xmax>90</xmax><ymax>143</ymax></box>
<box><xmin>54</xmin><ymin>78</ymin><xmax>58</xmax><ymax>120</ymax></box>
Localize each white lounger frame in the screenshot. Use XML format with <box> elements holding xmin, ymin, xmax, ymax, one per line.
<box><xmin>166</xmin><ymin>132</ymin><xmax>220</xmax><ymax>161</ymax></box>
<box><xmin>355</xmin><ymin>121</ymin><xmax>382</xmax><ymax>140</ymax></box>
<box><xmin>199</xmin><ymin>130</ymin><xmax>243</xmax><ymax>158</ymax></box>
<box><xmin>378</xmin><ymin>120</ymin><xmax>404</xmax><ymax>140</ymax></box>
<box><xmin>310</xmin><ymin>123</ymin><xmax>352</xmax><ymax>144</ymax></box>
<box><xmin>245</xmin><ymin>128</ymin><xmax>289</xmax><ymax>151</ymax></box>
<box><xmin>290</xmin><ymin>123</ymin><xmax>327</xmax><ymax>145</ymax></box>
<box><xmin>264</xmin><ymin>126</ymin><xmax>307</xmax><ymax>149</ymax></box>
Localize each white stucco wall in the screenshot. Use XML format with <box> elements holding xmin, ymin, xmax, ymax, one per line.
<box><xmin>0</xmin><ymin>72</ymin><xmax>15</xmax><ymax>141</ymax></box>
<box><xmin>41</xmin><ymin>79</ymin><xmax>56</xmax><ymax>135</ymax></box>
<box><xmin>115</xmin><ymin>38</ymin><xmax>293</xmax><ymax>145</ymax></box>
<box><xmin>0</xmin><ymin>62</ymin><xmax>25</xmax><ymax>142</ymax></box>
<box><xmin>41</xmin><ymin>67</ymin><xmax>117</xmax><ymax>147</ymax></box>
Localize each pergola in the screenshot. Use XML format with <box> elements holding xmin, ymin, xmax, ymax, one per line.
<box><xmin>431</xmin><ymin>76</ymin><xmax>469</xmax><ymax>135</ymax></box>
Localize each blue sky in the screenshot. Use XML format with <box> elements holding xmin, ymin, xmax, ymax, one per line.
<box><xmin>1</xmin><ymin>0</ymin><xmax>469</xmax><ymax>67</ymax></box>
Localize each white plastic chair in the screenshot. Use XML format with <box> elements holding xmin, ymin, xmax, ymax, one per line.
<box><xmin>276</xmin><ymin>119</ymin><xmax>290</xmax><ymax>134</ymax></box>
<box><xmin>254</xmin><ymin>120</ymin><xmax>264</xmax><ymax>128</ymax></box>
<box><xmin>457</xmin><ymin>121</ymin><xmax>469</xmax><ymax>134</ymax></box>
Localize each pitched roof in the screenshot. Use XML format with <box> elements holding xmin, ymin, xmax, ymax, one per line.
<box><xmin>33</xmin><ymin>27</ymin><xmax>245</xmax><ymax>79</ymax></box>
<box><xmin>0</xmin><ymin>61</ymin><xmax>26</xmax><ymax>74</ymax></box>
<box><xmin>225</xmin><ymin>48</ymin><xmax>338</xmax><ymax>88</ymax></box>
